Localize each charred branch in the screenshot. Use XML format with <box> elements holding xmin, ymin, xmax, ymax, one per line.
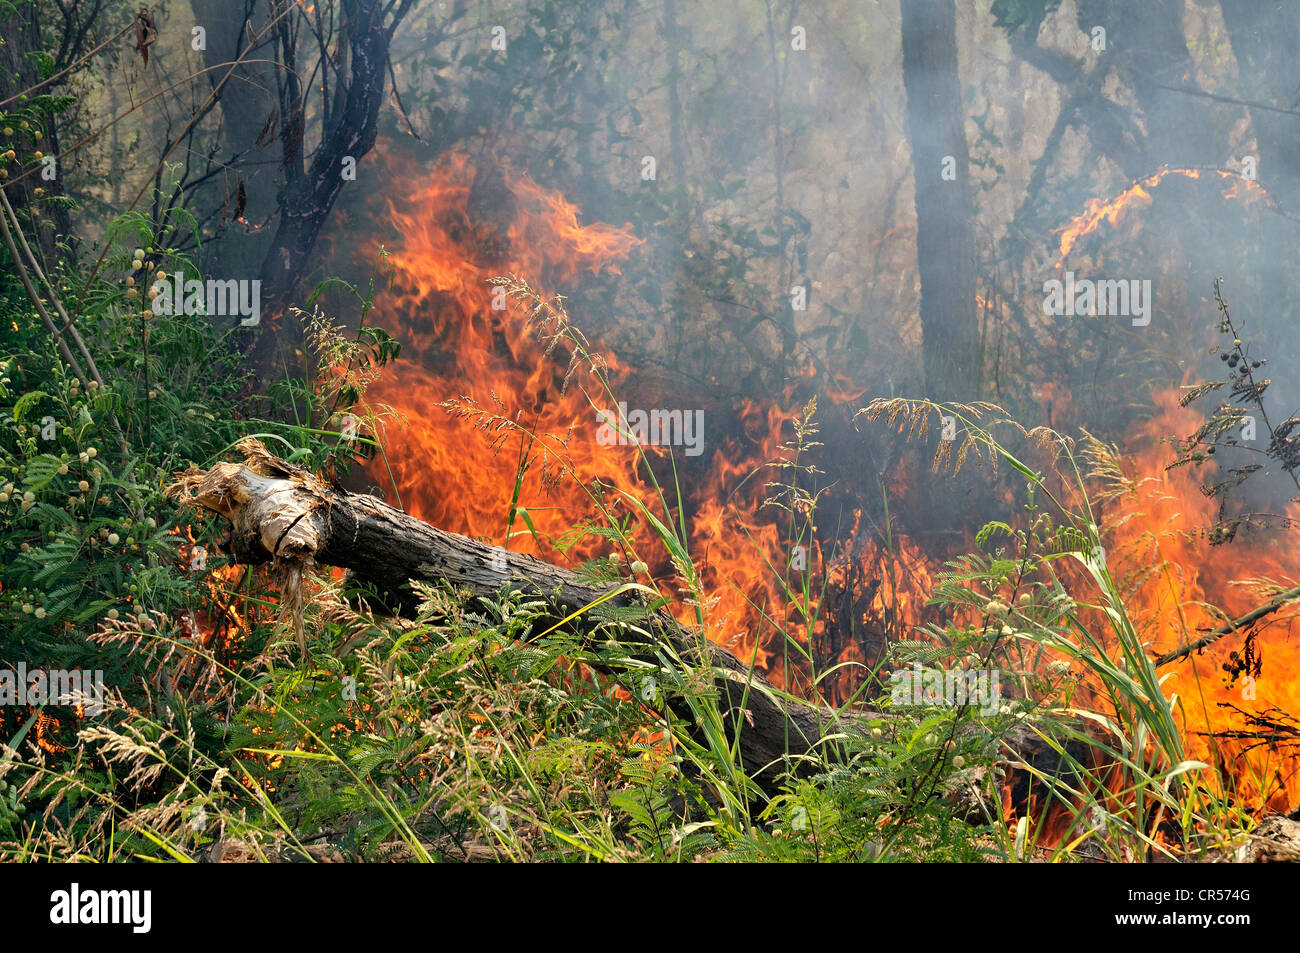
<box><xmin>1153</xmin><ymin>585</ymin><xmax>1300</xmax><ymax>668</ymax></box>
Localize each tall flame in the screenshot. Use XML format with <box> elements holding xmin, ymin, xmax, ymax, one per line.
<box><xmin>365</xmin><ymin>152</ymin><xmax>819</xmax><ymax>679</ymax></box>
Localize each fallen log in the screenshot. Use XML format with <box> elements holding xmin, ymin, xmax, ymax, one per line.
<box><xmin>167</xmin><ymin>439</ymin><xmax>1078</xmax><ymax>806</ymax></box>
<box><xmin>167</xmin><ymin>439</ymin><xmax>841</xmax><ymax>785</ymax></box>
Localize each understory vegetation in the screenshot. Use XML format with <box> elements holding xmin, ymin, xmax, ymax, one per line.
<box><xmin>0</xmin><ymin>227</ymin><xmax>1264</xmax><ymax>861</ymax></box>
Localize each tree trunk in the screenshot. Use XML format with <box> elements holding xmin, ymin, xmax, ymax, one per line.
<box><xmin>1217</xmin><ymin>0</ymin><xmax>1300</xmax><ymax>379</ymax></box>
<box><xmin>0</xmin><ymin>4</ymin><xmax>71</xmax><ymax>260</ymax></box>
<box><xmin>257</xmin><ymin>0</ymin><xmax>394</xmax><ymax>318</ymax></box>
<box><xmin>899</xmin><ymin>0</ymin><xmax>984</xmax><ymax>532</ymax></box>
<box><xmin>899</xmin><ymin>0</ymin><xmax>979</xmax><ymax>401</ymax></box>
<box><xmin>188</xmin><ymin>0</ymin><xmax>281</xmax><ymax>278</ymax></box>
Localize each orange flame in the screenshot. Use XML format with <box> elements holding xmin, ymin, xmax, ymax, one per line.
<box><xmin>1055</xmin><ymin>167</ymin><xmax>1269</xmax><ymax>263</ymax></box>
<box><xmin>364</xmin><ymin>152</ymin><xmax>833</xmax><ymax>681</ymax></box>
<box><xmin>1105</xmin><ymin>390</ymin><xmax>1300</xmax><ymax>812</ymax></box>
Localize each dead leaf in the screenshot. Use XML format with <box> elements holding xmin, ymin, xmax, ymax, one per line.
<box><xmin>134</xmin><ymin>10</ymin><xmax>158</xmax><ymax>68</ymax></box>
<box><xmin>255</xmin><ymin>109</ymin><xmax>279</xmax><ymax>147</ymax></box>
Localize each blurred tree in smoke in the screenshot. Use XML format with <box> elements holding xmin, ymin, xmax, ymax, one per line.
<box><xmin>901</xmin><ymin>0</ymin><xmax>979</xmax><ymax>401</ymax></box>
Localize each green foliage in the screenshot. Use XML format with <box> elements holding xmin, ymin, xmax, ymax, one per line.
<box><xmin>0</xmin><ymin>227</ymin><xmax>243</xmax><ymax>661</ymax></box>
<box><xmin>990</xmin><ymin>0</ymin><xmax>1063</xmax><ymax>35</ymax></box>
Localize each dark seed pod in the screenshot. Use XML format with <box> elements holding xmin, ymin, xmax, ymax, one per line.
<box><xmin>1220</xmin><ymin>353</ymin><xmax>1230</xmax><ymax>361</ymax></box>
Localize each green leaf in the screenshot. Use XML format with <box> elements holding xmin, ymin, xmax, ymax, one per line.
<box><xmin>12</xmin><ymin>390</ymin><xmax>48</xmax><ymax>422</ymax></box>
<box><xmin>22</xmin><ymin>454</ymin><xmax>61</xmax><ymax>491</ymax></box>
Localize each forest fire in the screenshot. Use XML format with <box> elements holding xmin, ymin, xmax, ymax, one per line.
<box><xmin>1102</xmin><ymin>390</ymin><xmax>1300</xmax><ymax>811</ymax></box>
<box><xmin>172</xmin><ymin>525</ymin><xmax>249</xmax><ymax>658</ymax></box>
<box><xmin>364</xmin><ymin>152</ymin><xmax>816</xmax><ymax>684</ymax></box>
<box><xmin>357</xmin><ymin>150</ymin><xmax>1299</xmax><ymax>838</ymax></box>
<box><xmin>365</xmin><ymin>151</ymin><xmax>641</xmax><ymax>536</ymax></box>
<box><xmin>362</xmin><ymin>150</ymin><xmax>955</xmax><ymax>708</ymax></box>
<box><xmin>12</xmin><ymin>0</ymin><xmax>1300</xmax><ymax>879</ymax></box>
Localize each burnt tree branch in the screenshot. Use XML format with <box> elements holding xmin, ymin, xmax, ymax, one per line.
<box><xmin>1153</xmin><ymin>585</ymin><xmax>1300</xmax><ymax>668</ymax></box>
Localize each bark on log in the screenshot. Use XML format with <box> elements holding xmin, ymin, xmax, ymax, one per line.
<box><xmin>168</xmin><ymin>439</ymin><xmax>841</xmax><ymax>785</ymax></box>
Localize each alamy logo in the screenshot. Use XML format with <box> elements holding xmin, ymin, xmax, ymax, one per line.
<box><xmin>596</xmin><ymin>402</ymin><xmax>704</xmax><ymax>457</ymax></box>
<box><xmin>150</xmin><ymin>272</ymin><xmax>262</xmax><ymax>326</ymax></box>
<box><xmin>1042</xmin><ymin>270</ymin><xmax>1151</xmax><ymax>327</ymax></box>
<box><xmin>49</xmin><ymin>883</ymin><xmax>151</xmax><ymax>933</ymax></box>
<box><xmin>0</xmin><ymin>665</ymin><xmax>104</xmax><ymax>715</ymax></box>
